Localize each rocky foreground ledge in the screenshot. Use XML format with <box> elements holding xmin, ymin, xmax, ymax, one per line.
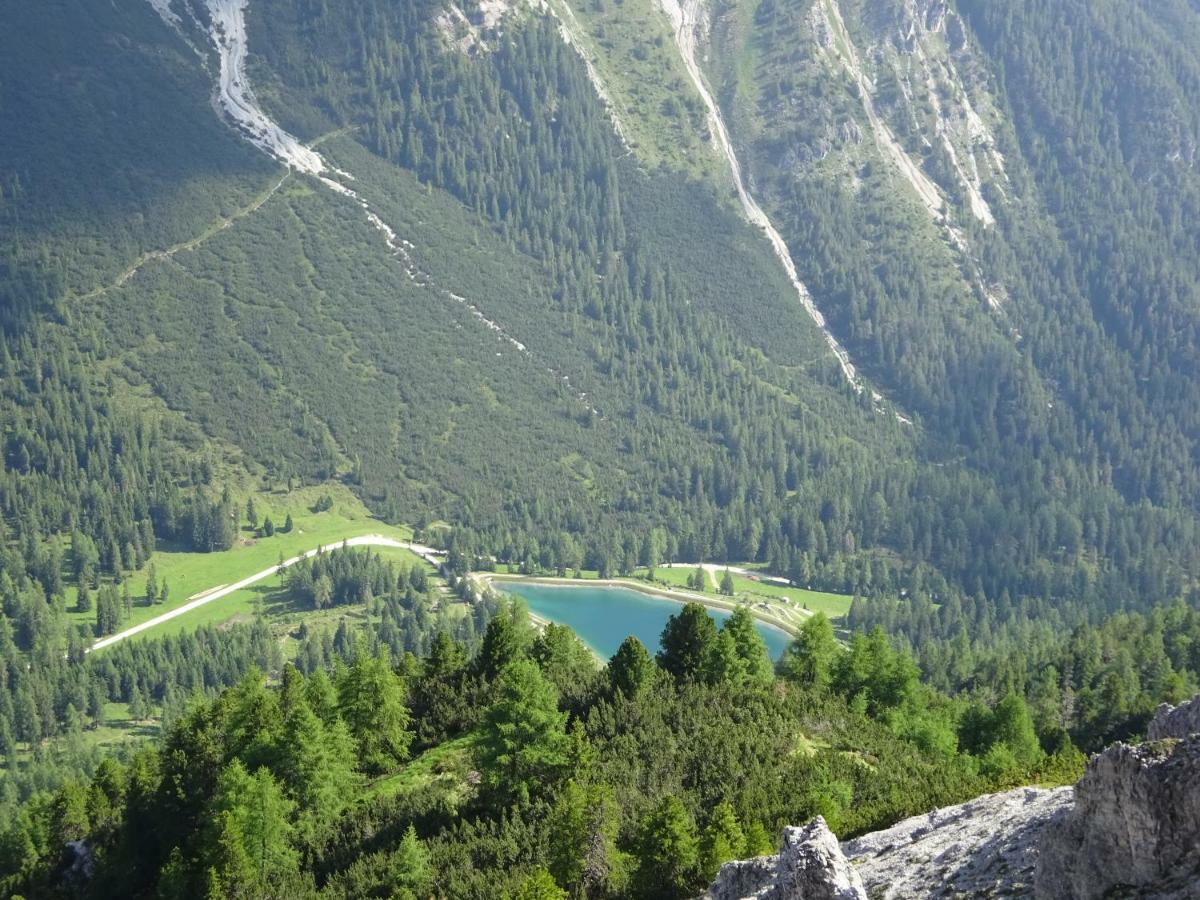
<box><xmin>705</xmin><ymin>696</ymin><xmax>1200</xmax><ymax>899</ymax></box>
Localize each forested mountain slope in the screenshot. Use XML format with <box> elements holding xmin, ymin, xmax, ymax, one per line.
<box><xmin>6</xmin><ymin>0</ymin><xmax>1198</xmax><ymax>615</ymax></box>
<box><xmin>3</xmin><ymin>0</ymin><xmax>1200</xmax><ymax>894</ymax></box>
<box><xmin>1</xmin><ymin>0</ymin><xmax>1199</xmax><ymax>736</ymax></box>
<box><xmin>689</xmin><ymin>0</ymin><xmax>1200</xmax><ymax>600</ymax></box>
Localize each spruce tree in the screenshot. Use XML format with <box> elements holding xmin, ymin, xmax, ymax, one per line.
<box><xmin>337</xmin><ymin>650</ymin><xmax>412</xmax><ymax>773</ymax></box>
<box><xmin>721</xmin><ymin>606</ymin><xmax>773</xmax><ymax>684</ymax></box>
<box><xmin>634</xmin><ymin>797</ymin><xmax>700</xmax><ymax>899</ymax></box>
<box><xmin>657</xmin><ymin>603</ymin><xmax>718</xmax><ymax>682</ymax></box>
<box><xmin>145</xmin><ymin>563</ymin><xmax>157</xmax><ymax>607</ymax></box>
<box><xmin>608</xmin><ymin>636</ymin><xmax>654</xmax><ymax>698</ymax></box>
<box><xmin>479</xmin><ymin>659</ymin><xmax>571</xmax><ymax>804</ymax></box>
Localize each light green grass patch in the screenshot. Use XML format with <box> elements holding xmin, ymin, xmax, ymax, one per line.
<box><xmin>547</xmin><ymin>0</ymin><xmax>722</xmax><ymax>179</ymax></box>
<box><xmin>2</xmin><ymin>702</ymin><xmax>159</xmax><ymax>775</ymax></box>
<box><xmin>724</xmin><ymin>571</ymin><xmax>851</xmax><ymax>618</ymax></box>
<box><xmin>71</xmin><ymin>483</ymin><xmax>412</xmax><ymax>639</ymax></box>
<box><xmin>369</xmin><ymin>732</ymin><xmax>481</xmax><ymax>805</ymax></box>
<box><xmin>637</xmin><ymin>564</ymin><xmax>852</xmax><ymax>619</ymax></box>
<box><xmin>119</xmin><ymin>544</ymin><xmax>436</xmax><ymax>644</ymax></box>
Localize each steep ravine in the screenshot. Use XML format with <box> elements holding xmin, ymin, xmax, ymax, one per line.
<box><xmin>808</xmin><ymin>0</ymin><xmax>1010</xmax><ymax>316</ymax></box>
<box><xmin>810</xmin><ymin>0</ymin><xmax>946</xmax><ymax>220</ymax></box>
<box><xmin>658</xmin><ymin>0</ymin><xmax>867</xmax><ymax>396</ymax></box>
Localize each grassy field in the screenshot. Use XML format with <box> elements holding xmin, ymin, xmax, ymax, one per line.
<box><xmin>71</xmin><ymin>483</ymin><xmax>414</xmax><ymax>642</ymax></box>
<box><xmin>639</xmin><ymin>564</ymin><xmax>853</xmax><ymax>620</ymax></box>
<box><xmin>2</xmin><ymin>702</ymin><xmax>159</xmax><ymax>778</ymax></box>
<box><xmin>134</xmin><ymin>545</ymin><xmax>440</xmax><ymax>645</ymax></box>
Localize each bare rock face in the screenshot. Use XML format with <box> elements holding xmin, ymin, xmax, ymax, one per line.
<box><xmin>705</xmin><ymin>817</ymin><xmax>866</xmax><ymax>900</ymax></box>
<box><xmin>710</xmin><ymin>694</ymin><xmax>1200</xmax><ymax>900</ymax></box>
<box><xmin>842</xmin><ymin>786</ymin><xmax>1072</xmax><ymax>898</ymax></box>
<box><xmin>1034</xmin><ymin>736</ymin><xmax>1200</xmax><ymax>899</ymax></box>
<box><xmin>1148</xmin><ymin>694</ymin><xmax>1200</xmax><ymax>740</ymax></box>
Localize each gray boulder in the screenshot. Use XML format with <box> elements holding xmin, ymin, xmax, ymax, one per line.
<box><xmin>705</xmin><ymin>817</ymin><xmax>866</xmax><ymax>900</ymax></box>
<box><xmin>1148</xmin><ymin>694</ymin><xmax>1200</xmax><ymax>740</ymax></box>
<box><xmin>843</xmin><ymin>786</ymin><xmax>1072</xmax><ymax>898</ymax></box>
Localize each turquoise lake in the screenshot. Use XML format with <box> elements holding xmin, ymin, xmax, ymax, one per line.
<box><xmin>498</xmin><ymin>582</ymin><xmax>794</xmax><ymax>661</ymax></box>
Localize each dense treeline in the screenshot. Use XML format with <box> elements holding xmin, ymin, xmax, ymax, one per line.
<box><xmin>285</xmin><ymin>546</ymin><xmax>430</xmax><ymax>610</ymax></box>
<box><xmin>0</xmin><ymin>601</ymin><xmax>1078</xmax><ymax>898</ymax></box>
<box><xmin>852</xmin><ymin>593</ymin><xmax>1200</xmax><ymax>751</ymax></box>
<box><xmin>0</xmin><ymin>549</ymin><xmax>500</xmax><ymax>823</ymax></box>
<box><xmin>0</xmin><ymin>332</ymin><xmax>239</xmax><ymax>587</ymax></box>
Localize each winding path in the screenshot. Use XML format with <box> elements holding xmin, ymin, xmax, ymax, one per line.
<box><xmin>77</xmin><ymin>172</ymin><xmax>288</xmax><ymax>303</ymax></box>
<box><xmin>88</xmin><ymin>535</ymin><xmax>443</xmax><ymax>652</ymax></box>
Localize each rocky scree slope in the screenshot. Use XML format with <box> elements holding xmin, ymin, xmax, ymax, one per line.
<box><xmin>706</xmin><ymin>694</ymin><xmax>1200</xmax><ymax>899</ymax></box>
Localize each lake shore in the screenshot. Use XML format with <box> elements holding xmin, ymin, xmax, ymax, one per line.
<box><xmin>477</xmin><ymin>572</ymin><xmax>801</xmax><ymax>639</ymax></box>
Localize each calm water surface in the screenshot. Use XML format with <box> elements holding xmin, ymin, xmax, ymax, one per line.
<box><xmin>499</xmin><ymin>582</ymin><xmax>793</xmax><ymax>660</ymax></box>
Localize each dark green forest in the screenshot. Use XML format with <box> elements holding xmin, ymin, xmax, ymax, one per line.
<box><xmin>3</xmin><ymin>0</ymin><xmax>1200</xmax><ymax>894</ymax></box>
<box><xmin>0</xmin><ymin>600</ymin><xmax>1085</xmax><ymax>899</ymax></box>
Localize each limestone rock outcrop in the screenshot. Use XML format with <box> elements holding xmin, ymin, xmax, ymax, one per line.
<box><xmin>1148</xmin><ymin>694</ymin><xmax>1200</xmax><ymax>740</ymax></box>
<box><xmin>842</xmin><ymin>786</ymin><xmax>1071</xmax><ymax>898</ymax></box>
<box><xmin>707</xmin><ymin>694</ymin><xmax>1200</xmax><ymax>899</ymax></box>
<box><xmin>704</xmin><ymin>817</ymin><xmax>866</xmax><ymax>900</ymax></box>
<box><xmin>1034</xmin><ymin>735</ymin><xmax>1200</xmax><ymax>899</ymax></box>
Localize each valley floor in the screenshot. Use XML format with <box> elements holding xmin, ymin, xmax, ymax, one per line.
<box><xmin>88</xmin><ymin>533</ymin><xmax>444</xmax><ymax>651</ymax></box>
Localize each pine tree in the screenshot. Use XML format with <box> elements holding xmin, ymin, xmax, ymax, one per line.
<box><xmin>474</xmin><ymin>604</ymin><xmax>533</xmax><ymax>680</ymax></box>
<box><xmin>548</xmin><ymin>780</ymin><xmax>623</xmax><ymax>896</ymax></box>
<box><xmin>304</xmin><ymin>669</ymin><xmax>339</xmax><ymax>725</ymax></box>
<box><xmin>719</xmin><ymin>569</ymin><xmax>735</xmax><ymax>596</ymax></box>
<box><xmin>392</xmin><ymin>824</ymin><xmax>431</xmax><ymax>894</ymax></box>
<box><xmin>514</xmin><ymin>868</ymin><xmax>566</xmax><ymax>900</ymax></box>
<box><xmin>479</xmin><ymin>659</ymin><xmax>571</xmax><ymax>804</ymax></box>
<box><xmin>127</xmin><ymin>686</ymin><xmax>148</xmax><ymax>722</ymax></box>
<box><xmin>721</xmin><ymin>606</ymin><xmax>773</xmax><ymax>684</ymax></box>
<box><xmin>657</xmin><ymin>603</ymin><xmax>718</xmax><ymax>682</ymax></box>
<box><xmin>779</xmin><ymin>613</ymin><xmax>839</xmax><ymax>691</ymax></box>
<box><xmin>608</xmin><ymin>636</ymin><xmax>654</xmax><ymax>698</ymax></box>
<box><xmin>337</xmin><ymin>649</ymin><xmax>412</xmax><ymax>773</ymax></box>
<box><xmin>277</xmin><ymin>689</ymin><xmax>358</xmax><ymax>842</ymax></box>
<box><xmin>145</xmin><ymin>563</ymin><xmax>157</xmax><ymax>607</ymax></box>
<box><xmin>76</xmin><ymin>581</ymin><xmax>92</xmax><ymax>613</ymax></box>
<box><xmin>88</xmin><ymin>683</ymin><xmax>106</xmax><ymax>728</ymax></box>
<box><xmin>700</xmin><ymin>801</ymin><xmax>745</xmax><ymax>882</ymax></box>
<box><xmin>634</xmin><ymin>796</ymin><xmax>700</xmax><ymax>899</ymax></box>
<box><xmin>204</xmin><ymin>761</ymin><xmax>298</xmax><ymax>897</ymax></box>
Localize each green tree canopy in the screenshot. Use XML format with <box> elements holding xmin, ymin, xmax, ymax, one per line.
<box><xmin>337</xmin><ymin>650</ymin><xmax>413</xmax><ymax>774</ymax></box>
<box><xmin>633</xmin><ymin>796</ymin><xmax>700</xmax><ymax>899</ymax></box>
<box><xmin>608</xmin><ymin>636</ymin><xmax>655</xmax><ymax>698</ymax></box>
<box><xmin>721</xmin><ymin>606</ymin><xmax>773</xmax><ymax>684</ymax></box>
<box><xmin>479</xmin><ymin>659</ymin><xmax>572</xmax><ymax>805</ymax></box>
<box><xmin>657</xmin><ymin>603</ymin><xmax>718</xmax><ymax>683</ymax></box>
<box><xmin>779</xmin><ymin>613</ymin><xmax>839</xmax><ymax>691</ymax></box>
